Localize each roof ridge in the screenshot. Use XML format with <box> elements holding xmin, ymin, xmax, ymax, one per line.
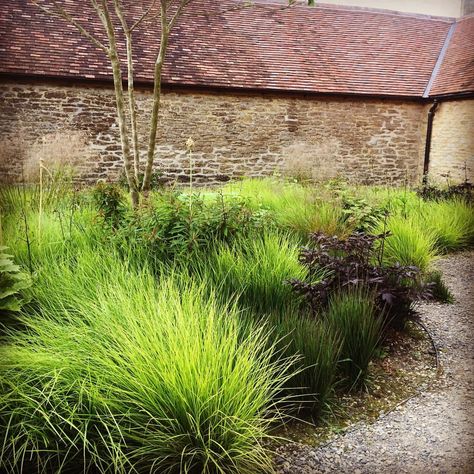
<box><xmin>250</xmin><ymin>0</ymin><xmax>456</xmax><ymax>22</ymax></box>
<box><xmin>423</xmin><ymin>22</ymin><xmax>457</xmax><ymax>98</ymax></box>
<box><xmin>458</xmin><ymin>12</ymin><xmax>474</xmax><ymax>20</ymax></box>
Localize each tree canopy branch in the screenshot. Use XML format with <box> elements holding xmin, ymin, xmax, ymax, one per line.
<box><xmin>131</xmin><ymin>0</ymin><xmax>158</xmax><ymax>31</ymax></box>
<box><xmin>112</xmin><ymin>0</ymin><xmax>130</xmax><ymax>33</ymax></box>
<box><xmin>169</xmin><ymin>0</ymin><xmax>193</xmax><ymax>29</ymax></box>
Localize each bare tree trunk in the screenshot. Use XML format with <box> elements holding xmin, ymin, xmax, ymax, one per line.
<box><xmin>32</xmin><ymin>0</ymin><xmax>195</xmax><ymax>205</ymax></box>
<box><xmin>124</xmin><ymin>34</ymin><xmax>141</xmax><ymax>187</ymax></box>
<box><xmin>142</xmin><ymin>10</ymin><xmax>169</xmax><ymax>193</ymax></box>
<box><xmin>95</xmin><ymin>0</ymin><xmax>139</xmax><ymax>207</ymax></box>
<box><xmin>113</xmin><ymin>1</ymin><xmax>141</xmax><ymax>188</ymax></box>
<box><xmin>109</xmin><ymin>52</ymin><xmax>139</xmax><ymax>207</ymax></box>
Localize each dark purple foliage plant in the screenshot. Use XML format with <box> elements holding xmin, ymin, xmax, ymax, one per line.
<box><xmin>288</xmin><ymin>231</ymin><xmax>432</xmax><ymax>329</ymax></box>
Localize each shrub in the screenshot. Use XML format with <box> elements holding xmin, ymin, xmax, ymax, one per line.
<box><xmin>19</xmin><ymin>130</ymin><xmax>86</xmax><ymax>208</ymax></box>
<box><xmin>353</xmin><ymin>186</ymin><xmax>422</xmax><ymax>219</ymax></box>
<box><xmin>110</xmin><ymin>191</ymin><xmax>271</xmax><ymax>266</ymax></box>
<box><xmin>289</xmin><ymin>232</ymin><xmax>431</xmax><ymax>328</ymax></box>
<box><xmin>279</xmin><ymin>139</ymin><xmax>342</xmax><ymax>183</ymax></box>
<box><xmin>417</xmin><ymin>180</ymin><xmax>473</xmax><ymax>203</ymax></box>
<box><xmin>0</xmin><ymin>247</ymin><xmax>32</xmax><ymax>315</ymax></box>
<box><xmin>0</xmin><ymin>252</ymin><xmax>296</xmax><ymax>473</ymax></box>
<box><xmin>340</xmin><ymin>194</ymin><xmax>386</xmax><ymax>233</ymax></box>
<box><xmin>325</xmin><ymin>289</ymin><xmax>383</xmax><ymax>388</ymax></box>
<box><xmin>22</xmin><ymin>130</ymin><xmax>87</xmax><ymax>184</ymax></box>
<box><xmin>92</xmin><ymin>182</ymin><xmax>126</xmax><ymax>228</ymax></box>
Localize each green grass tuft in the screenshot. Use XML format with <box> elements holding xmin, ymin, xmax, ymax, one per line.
<box><xmin>194</xmin><ymin>232</ymin><xmax>310</xmax><ymax>316</ymax></box>
<box><xmin>380</xmin><ymin>215</ymin><xmax>438</xmax><ymax>271</ymax></box>
<box><xmin>426</xmin><ymin>270</ymin><xmax>454</xmax><ymax>304</ymax></box>
<box><xmin>272</xmin><ymin>313</ymin><xmax>341</xmax><ymax>414</ymax></box>
<box><xmin>0</xmin><ymin>251</ymin><xmax>296</xmax><ymax>473</ymax></box>
<box><xmin>421</xmin><ymin>199</ymin><xmax>474</xmax><ymax>252</ymax></box>
<box><xmin>325</xmin><ymin>289</ymin><xmax>383</xmax><ymax>389</ymax></box>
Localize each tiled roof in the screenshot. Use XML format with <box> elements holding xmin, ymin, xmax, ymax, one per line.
<box><xmin>430</xmin><ymin>15</ymin><xmax>474</xmax><ymax>96</ymax></box>
<box><xmin>0</xmin><ymin>0</ymin><xmax>470</xmax><ymax>98</ymax></box>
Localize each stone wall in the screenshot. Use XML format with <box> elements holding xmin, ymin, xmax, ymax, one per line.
<box><xmin>0</xmin><ymin>80</ymin><xmax>429</xmax><ymax>186</ymax></box>
<box><xmin>428</xmin><ymin>99</ymin><xmax>474</xmax><ymax>184</ymax></box>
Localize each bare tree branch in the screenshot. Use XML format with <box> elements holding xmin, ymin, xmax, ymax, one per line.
<box><xmin>130</xmin><ymin>0</ymin><xmax>158</xmax><ymax>31</ymax></box>
<box><xmin>32</xmin><ymin>0</ymin><xmax>200</xmax><ymax>202</ymax></box>
<box><xmin>169</xmin><ymin>0</ymin><xmax>193</xmax><ymax>29</ymax></box>
<box><xmin>112</xmin><ymin>0</ymin><xmax>129</xmax><ymax>32</ymax></box>
<box><xmin>90</xmin><ymin>0</ymin><xmax>110</xmax><ymax>38</ymax></box>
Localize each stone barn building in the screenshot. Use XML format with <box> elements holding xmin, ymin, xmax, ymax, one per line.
<box><xmin>0</xmin><ymin>0</ymin><xmax>473</xmax><ymax>185</ymax></box>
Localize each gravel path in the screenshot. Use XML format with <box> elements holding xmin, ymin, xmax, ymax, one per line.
<box><xmin>276</xmin><ymin>251</ymin><xmax>474</xmax><ymax>474</ymax></box>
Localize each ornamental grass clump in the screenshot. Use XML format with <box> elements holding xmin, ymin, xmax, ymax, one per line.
<box><xmin>0</xmin><ymin>251</ymin><xmax>296</xmax><ymax>473</ymax></box>
<box><xmin>420</xmin><ymin>198</ymin><xmax>474</xmax><ymax>252</ymax></box>
<box><xmin>196</xmin><ymin>232</ymin><xmax>310</xmax><ymax>316</ymax></box>
<box><xmin>379</xmin><ymin>215</ymin><xmax>438</xmax><ymax>272</ymax></box>
<box><xmin>223</xmin><ymin>177</ymin><xmax>310</xmax><ymax>213</ymax></box>
<box><xmin>272</xmin><ymin>314</ymin><xmax>341</xmax><ymax>415</ymax></box>
<box><xmin>223</xmin><ymin>178</ymin><xmax>352</xmax><ymax>239</ymax></box>
<box><xmin>1</xmin><ymin>195</ymin><xmax>100</xmax><ymax>271</ymax></box>
<box><xmin>325</xmin><ymin>289</ymin><xmax>383</xmax><ymax>388</ymax></box>
<box><xmin>277</xmin><ymin>201</ymin><xmax>350</xmax><ymax>240</ymax></box>
<box><xmin>426</xmin><ymin>270</ymin><xmax>454</xmax><ymax>304</ymax></box>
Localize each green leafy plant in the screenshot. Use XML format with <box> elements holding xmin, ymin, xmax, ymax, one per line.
<box><xmin>0</xmin><ymin>247</ymin><xmax>32</xmax><ymax>314</ymax></box>
<box><xmin>110</xmin><ymin>191</ymin><xmax>272</xmax><ymax>267</ymax></box>
<box><xmin>92</xmin><ymin>182</ymin><xmax>126</xmax><ymax>228</ymax></box>
<box><xmin>340</xmin><ymin>194</ymin><xmax>385</xmax><ymax>232</ymax></box>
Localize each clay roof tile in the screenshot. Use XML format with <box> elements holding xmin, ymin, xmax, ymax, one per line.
<box><xmin>0</xmin><ymin>0</ymin><xmax>470</xmax><ymax>98</ymax></box>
